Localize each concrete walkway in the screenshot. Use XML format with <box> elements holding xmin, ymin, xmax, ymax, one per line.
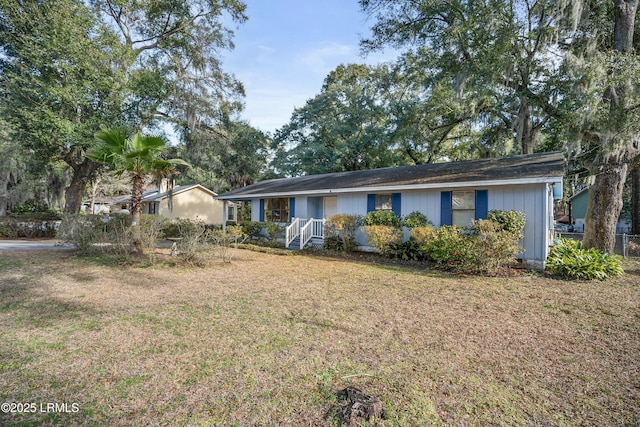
<box><xmin>0</xmin><ymin>239</ymin><xmax>72</xmax><ymax>251</ymax></box>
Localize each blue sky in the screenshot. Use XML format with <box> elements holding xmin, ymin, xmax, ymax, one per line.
<box><xmin>222</xmin><ymin>0</ymin><xmax>398</xmax><ymax>135</ymax></box>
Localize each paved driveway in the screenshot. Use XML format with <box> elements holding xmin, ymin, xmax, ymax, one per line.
<box><xmin>0</xmin><ymin>240</ymin><xmax>72</xmax><ymax>251</ymax></box>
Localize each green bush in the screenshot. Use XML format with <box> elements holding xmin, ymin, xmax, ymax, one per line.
<box><xmin>364</xmin><ymin>210</ymin><xmax>402</xmax><ymax>227</ymax></box>
<box><xmin>9</xmin><ymin>200</ymin><xmax>61</xmax><ymax>219</ymax></box>
<box><xmin>363</xmin><ymin>225</ymin><xmax>403</xmax><ymax>256</ymax></box>
<box><xmin>425</xmin><ymin>225</ymin><xmax>469</xmax><ymax>265</ymax></box>
<box><xmin>386</xmin><ymin>239</ymin><xmax>430</xmax><ymax>261</ymax></box>
<box><xmin>463</xmin><ymin>219</ymin><xmax>523</xmax><ymax>274</ymax></box>
<box><xmin>546</xmin><ymin>239</ymin><xmax>624</xmax><ymax>280</ymax></box>
<box><xmin>325</xmin><ymin>214</ymin><xmax>363</xmax><ymax>253</ymax></box>
<box><xmin>0</xmin><ymin>217</ymin><xmax>60</xmax><ymax>238</ymax></box>
<box><xmin>241</xmin><ymin>221</ymin><xmax>265</xmax><ymax>242</ymax></box>
<box><xmin>486</xmin><ymin>210</ymin><xmax>526</xmax><ymax>238</ymax></box>
<box><xmin>323</xmin><ymin>235</ymin><xmax>349</xmax><ymax>252</ymax></box>
<box><xmin>264</xmin><ymin>222</ymin><xmax>283</xmax><ymax>244</ymax></box>
<box><xmin>403</xmin><ymin>211</ymin><xmax>433</xmax><ymax>228</ymax></box>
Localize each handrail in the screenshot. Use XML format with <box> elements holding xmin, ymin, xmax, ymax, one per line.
<box><xmin>285</xmin><ymin>217</ymin><xmax>300</xmax><ymax>248</ymax></box>
<box><xmin>300</xmin><ymin>218</ymin><xmax>325</xmax><ymax>249</ymax></box>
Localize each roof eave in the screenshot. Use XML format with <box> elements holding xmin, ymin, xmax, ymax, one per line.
<box><xmin>216</xmin><ymin>176</ymin><xmax>563</xmax><ymax>200</ymax></box>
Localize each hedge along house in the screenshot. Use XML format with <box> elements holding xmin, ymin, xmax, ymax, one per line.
<box><xmin>217</xmin><ymin>152</ymin><xmax>565</xmax><ymax>268</ymax></box>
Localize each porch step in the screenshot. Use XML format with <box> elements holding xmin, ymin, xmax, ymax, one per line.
<box><xmin>287</xmin><ymin>237</ymin><xmax>324</xmax><ymax>250</ymax></box>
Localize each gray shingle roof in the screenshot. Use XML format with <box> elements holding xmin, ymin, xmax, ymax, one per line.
<box><xmin>114</xmin><ymin>184</ymin><xmax>216</xmax><ymax>204</ymax></box>
<box><xmin>217</xmin><ymin>152</ymin><xmax>564</xmax><ymax>200</ymax></box>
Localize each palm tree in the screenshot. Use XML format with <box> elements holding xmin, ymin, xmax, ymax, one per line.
<box><xmin>88</xmin><ymin>129</ymin><xmax>189</xmax><ymax>253</ymax></box>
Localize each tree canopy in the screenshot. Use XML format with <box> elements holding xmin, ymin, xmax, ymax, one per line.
<box><xmin>0</xmin><ymin>0</ymin><xmax>247</xmax><ymax>213</ymax></box>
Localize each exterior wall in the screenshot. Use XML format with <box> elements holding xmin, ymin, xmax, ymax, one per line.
<box><xmin>488</xmin><ymin>184</ymin><xmax>550</xmax><ymax>261</ymax></box>
<box><xmin>571</xmin><ymin>190</ymin><xmax>588</xmax><ymax>219</ymax></box>
<box><xmin>158</xmin><ymin>188</ymin><xmax>223</xmax><ymax>224</ymax></box>
<box><xmin>252</xmin><ymin>183</ymin><xmax>552</xmax><ymax>261</ymax></box>
<box><xmin>295</xmin><ymin>196</ymin><xmax>308</xmax><ymax>219</ymax></box>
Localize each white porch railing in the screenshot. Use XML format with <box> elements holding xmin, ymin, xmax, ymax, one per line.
<box><xmin>285</xmin><ymin>218</ymin><xmax>325</xmax><ymax>249</ymax></box>
<box><xmin>299</xmin><ymin>218</ymin><xmax>325</xmax><ymax>249</ymax></box>
<box><xmin>285</xmin><ymin>217</ymin><xmax>300</xmax><ymax>248</ymax></box>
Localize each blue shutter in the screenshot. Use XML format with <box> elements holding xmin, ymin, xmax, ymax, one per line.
<box><xmin>289</xmin><ymin>197</ymin><xmax>295</xmax><ymax>220</ymax></box>
<box><xmin>440</xmin><ymin>191</ymin><xmax>452</xmax><ymax>226</ymax></box>
<box><xmin>367</xmin><ymin>194</ymin><xmax>375</xmax><ymax>212</ymax></box>
<box><xmin>475</xmin><ymin>190</ymin><xmax>488</xmax><ymax>220</ymax></box>
<box><xmin>259</xmin><ymin>199</ymin><xmax>265</xmax><ymax>222</ymax></box>
<box><xmin>392</xmin><ymin>193</ymin><xmax>402</xmax><ymax>217</ymax></box>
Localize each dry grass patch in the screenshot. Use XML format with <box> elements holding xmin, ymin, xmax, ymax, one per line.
<box><xmin>0</xmin><ymin>250</ymin><xmax>639</xmax><ymax>426</ymax></box>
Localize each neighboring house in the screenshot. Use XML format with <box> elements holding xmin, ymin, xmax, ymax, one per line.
<box><xmin>83</xmin><ymin>197</ymin><xmax>116</xmax><ymax>214</ymax></box>
<box><xmin>568</xmin><ymin>188</ymin><xmax>631</xmax><ymax>234</ymax></box>
<box><xmin>113</xmin><ymin>183</ymin><xmax>236</xmax><ymax>225</ymax></box>
<box><xmin>217</xmin><ymin>152</ymin><xmax>565</xmax><ymax>267</ymax></box>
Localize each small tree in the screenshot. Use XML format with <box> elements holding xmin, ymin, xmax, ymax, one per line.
<box><xmin>88</xmin><ymin>129</ymin><xmax>189</xmax><ymax>253</ymax></box>
<box><xmin>324</xmin><ymin>214</ymin><xmax>364</xmax><ymax>253</ymax></box>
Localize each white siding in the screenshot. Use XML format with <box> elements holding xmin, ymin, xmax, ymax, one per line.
<box><xmin>295</xmin><ymin>196</ymin><xmax>308</xmax><ymax>219</ymax></box>
<box><xmin>250</xmin><ymin>183</ymin><xmax>551</xmax><ymax>261</ymax></box>
<box><xmin>337</xmin><ymin>194</ymin><xmax>368</xmax><ymax>216</ymax></box>
<box><xmin>488</xmin><ymin>184</ymin><xmax>548</xmax><ymax>261</ymax></box>
<box><xmin>402</xmin><ymin>190</ymin><xmax>442</xmax><ymax>225</ymax></box>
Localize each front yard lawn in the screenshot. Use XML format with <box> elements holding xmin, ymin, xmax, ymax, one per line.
<box><xmin>1</xmin><ymin>250</ymin><xmax>639</xmax><ymax>426</ymax></box>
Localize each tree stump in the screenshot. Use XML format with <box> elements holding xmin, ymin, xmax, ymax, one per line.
<box><xmin>336</xmin><ymin>386</ymin><xmax>384</xmax><ymax>426</ymax></box>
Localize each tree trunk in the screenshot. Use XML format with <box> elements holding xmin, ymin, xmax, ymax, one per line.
<box><xmin>517</xmin><ymin>96</ymin><xmax>535</xmax><ymax>155</ymax></box>
<box><xmin>63</xmin><ymin>158</ymin><xmax>99</xmax><ymax>214</ymax></box>
<box><xmin>614</xmin><ymin>0</ymin><xmax>638</xmax><ymax>53</ymax></box>
<box><xmin>582</xmin><ymin>0</ymin><xmax>638</xmax><ymax>250</ymax></box>
<box><xmin>632</xmin><ymin>167</ymin><xmax>640</xmax><ymax>235</ymax></box>
<box><xmin>130</xmin><ymin>174</ymin><xmax>144</xmax><ymax>253</ymax></box>
<box><xmin>583</xmin><ymin>160</ymin><xmax>628</xmax><ymax>253</ymax></box>
<box><xmin>0</xmin><ymin>178</ymin><xmax>8</xmax><ymax>217</ymax></box>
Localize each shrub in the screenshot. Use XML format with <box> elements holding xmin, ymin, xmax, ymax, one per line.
<box><xmin>242</xmin><ymin>221</ymin><xmax>265</xmax><ymax>242</ymax></box>
<box><xmin>0</xmin><ymin>217</ymin><xmax>60</xmax><ymax>238</ymax></box>
<box><xmin>325</xmin><ymin>214</ymin><xmax>363</xmax><ymax>253</ymax></box>
<box><xmin>410</xmin><ymin>225</ymin><xmax>436</xmax><ymax>245</ymax></box>
<box><xmin>57</xmin><ymin>215</ymin><xmax>105</xmax><ymax>255</ymax></box>
<box><xmin>425</xmin><ymin>225</ymin><xmax>469</xmax><ymax>266</ymax></box>
<box><xmin>264</xmin><ymin>222</ymin><xmax>283</xmax><ymax>244</ymax></box>
<box><xmin>139</xmin><ymin>215</ymin><xmax>170</xmax><ymax>263</ymax></box>
<box><xmin>364</xmin><ymin>210</ymin><xmax>402</xmax><ymax>227</ymax></box>
<box><xmin>387</xmin><ymin>239</ymin><xmax>430</xmax><ymax>261</ymax></box>
<box><xmin>546</xmin><ymin>239</ymin><xmax>624</xmax><ymax>280</ymax></box>
<box><xmin>403</xmin><ymin>211</ymin><xmax>433</xmax><ymax>228</ymax></box>
<box><xmin>10</xmin><ymin>200</ymin><xmax>61</xmax><ymax>219</ymax></box>
<box><xmin>486</xmin><ymin>210</ymin><xmax>526</xmax><ymax>238</ymax></box>
<box><xmin>364</xmin><ymin>225</ymin><xmax>403</xmax><ymax>256</ymax></box>
<box><xmin>175</xmin><ymin>219</ymin><xmax>209</xmax><ymax>265</ymax></box>
<box><xmin>464</xmin><ymin>219</ymin><xmax>523</xmax><ymax>274</ymax></box>
<box><xmin>209</xmin><ymin>225</ymin><xmax>247</xmax><ymax>263</ymax></box>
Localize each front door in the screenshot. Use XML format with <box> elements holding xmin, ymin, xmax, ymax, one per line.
<box><xmin>323</xmin><ymin>196</ymin><xmax>337</xmax><ymax>218</ymax></box>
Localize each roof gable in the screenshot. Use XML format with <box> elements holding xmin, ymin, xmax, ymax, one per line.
<box><xmin>114</xmin><ymin>184</ymin><xmax>217</xmax><ymax>204</ymax></box>
<box><xmin>217</xmin><ymin>152</ymin><xmax>565</xmax><ymax>199</ymax></box>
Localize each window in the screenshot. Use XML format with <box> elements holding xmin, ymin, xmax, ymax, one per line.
<box><xmin>148</xmin><ymin>202</ymin><xmax>156</xmax><ymax>214</ymax></box>
<box><xmin>452</xmin><ymin>191</ymin><xmax>475</xmax><ymax>227</ymax></box>
<box><xmin>375</xmin><ymin>194</ymin><xmax>392</xmax><ymax>211</ymax></box>
<box><xmin>264</xmin><ymin>198</ymin><xmax>290</xmax><ymax>222</ymax></box>
<box><xmin>227</xmin><ymin>205</ymin><xmax>236</xmax><ymax>221</ymax></box>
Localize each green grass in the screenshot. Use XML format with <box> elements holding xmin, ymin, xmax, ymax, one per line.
<box><xmin>0</xmin><ymin>250</ymin><xmax>639</xmax><ymax>426</ymax></box>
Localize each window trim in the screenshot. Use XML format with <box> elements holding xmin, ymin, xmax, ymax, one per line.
<box><xmin>263</xmin><ymin>197</ymin><xmax>290</xmax><ymax>223</ymax></box>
